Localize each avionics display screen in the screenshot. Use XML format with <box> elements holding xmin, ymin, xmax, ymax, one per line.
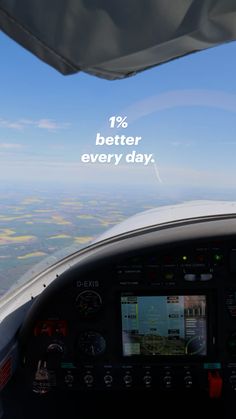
<box><xmin>121</xmin><ymin>295</ymin><xmax>207</xmax><ymax>356</ymax></box>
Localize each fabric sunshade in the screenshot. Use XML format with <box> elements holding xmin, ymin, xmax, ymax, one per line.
<box><xmin>0</xmin><ymin>0</ymin><xmax>236</xmax><ymax>80</ymax></box>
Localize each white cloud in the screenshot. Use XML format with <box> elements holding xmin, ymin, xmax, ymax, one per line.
<box><xmin>0</xmin><ymin>143</ymin><xmax>22</xmax><ymax>149</ymax></box>
<box><xmin>36</xmin><ymin>119</ymin><xmax>67</xmax><ymax>130</ymax></box>
<box><xmin>0</xmin><ymin>118</ymin><xmax>70</xmax><ymax>131</ymax></box>
<box><xmin>0</xmin><ymin>119</ymin><xmax>23</xmax><ymax>130</ymax></box>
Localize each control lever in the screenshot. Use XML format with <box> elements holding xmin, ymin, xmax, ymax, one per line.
<box><xmin>32</xmin><ymin>360</ymin><xmax>51</xmax><ymax>395</ymax></box>
<box><xmin>208</xmin><ymin>371</ymin><xmax>223</xmax><ymax>399</ymax></box>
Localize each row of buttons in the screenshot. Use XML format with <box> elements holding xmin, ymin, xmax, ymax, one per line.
<box><xmin>184</xmin><ymin>273</ymin><xmax>213</xmax><ymax>282</ymax></box>
<box><xmin>64</xmin><ymin>371</ymin><xmax>193</xmax><ymax>389</ymax></box>
<box><xmin>117</xmin><ymin>268</ymin><xmax>213</xmax><ymax>283</ymax></box>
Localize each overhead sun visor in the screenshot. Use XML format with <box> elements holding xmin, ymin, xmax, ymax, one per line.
<box><xmin>0</xmin><ymin>0</ymin><xmax>236</xmax><ymax>80</ymax></box>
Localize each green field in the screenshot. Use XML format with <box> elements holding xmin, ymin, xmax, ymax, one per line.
<box><xmin>0</xmin><ymin>188</ymin><xmax>172</xmax><ymax>296</ymax></box>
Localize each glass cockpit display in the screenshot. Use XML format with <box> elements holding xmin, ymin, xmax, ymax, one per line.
<box><xmin>121</xmin><ymin>295</ymin><xmax>207</xmax><ymax>356</ymax></box>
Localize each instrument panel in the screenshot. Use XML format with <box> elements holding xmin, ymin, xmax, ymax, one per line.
<box><xmin>20</xmin><ymin>236</ymin><xmax>236</xmax><ymax>399</ymax></box>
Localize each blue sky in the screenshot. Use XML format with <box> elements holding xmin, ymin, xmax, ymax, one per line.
<box><xmin>1</xmin><ymin>30</ymin><xmax>236</xmax><ymax>191</ymax></box>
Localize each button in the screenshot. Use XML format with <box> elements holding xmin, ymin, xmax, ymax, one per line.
<box><xmin>204</xmin><ymin>363</ymin><xmax>221</xmax><ymax>370</ymax></box>
<box><xmin>184</xmin><ymin>274</ymin><xmax>196</xmax><ymax>282</ymax></box>
<box><xmin>196</xmin><ymin>254</ymin><xmax>206</xmax><ymax>264</ymax></box>
<box><xmin>164</xmin><ymin>272</ymin><xmax>175</xmax><ymax>281</ymax></box>
<box><xmin>34</xmin><ymin>321</ymin><xmax>53</xmax><ymax>337</ymax></box>
<box><xmin>200</xmin><ymin>274</ymin><xmax>212</xmax><ymax>281</ymax></box>
<box><xmin>208</xmin><ymin>371</ymin><xmax>223</xmax><ymax>398</ymax></box>
<box><xmin>147</xmin><ymin>269</ymin><xmax>159</xmax><ymax>280</ymax></box>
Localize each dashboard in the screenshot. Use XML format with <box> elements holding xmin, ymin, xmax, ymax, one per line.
<box><xmin>18</xmin><ymin>224</ymin><xmax>236</xmax><ymax>404</ymax></box>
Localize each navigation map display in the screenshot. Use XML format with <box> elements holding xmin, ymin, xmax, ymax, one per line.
<box><xmin>121</xmin><ymin>295</ymin><xmax>207</xmax><ymax>356</ymax></box>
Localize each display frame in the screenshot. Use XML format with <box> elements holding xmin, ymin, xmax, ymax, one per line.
<box><xmin>118</xmin><ymin>290</ymin><xmax>217</xmax><ymax>361</ymax></box>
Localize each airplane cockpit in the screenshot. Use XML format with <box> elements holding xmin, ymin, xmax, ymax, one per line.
<box><xmin>1</xmin><ymin>1</ymin><xmax>236</xmax><ymax>418</ymax></box>
<box><xmin>1</xmin><ymin>202</ymin><xmax>236</xmax><ymax>418</ymax></box>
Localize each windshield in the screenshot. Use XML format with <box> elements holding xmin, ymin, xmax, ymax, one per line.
<box><xmin>1</xmin><ymin>32</ymin><xmax>236</xmax><ymax>298</ymax></box>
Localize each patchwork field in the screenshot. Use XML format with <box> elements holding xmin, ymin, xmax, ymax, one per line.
<box><xmin>0</xmin><ymin>187</ymin><xmax>172</xmax><ymax>296</ymax></box>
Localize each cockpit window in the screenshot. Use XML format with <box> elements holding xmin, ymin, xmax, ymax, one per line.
<box><xmin>1</xmin><ymin>31</ymin><xmax>236</xmax><ymax>298</ymax></box>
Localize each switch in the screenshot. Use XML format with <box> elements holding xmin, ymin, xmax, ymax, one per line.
<box><xmin>104</xmin><ymin>375</ymin><xmax>113</xmax><ymax>385</ymax></box>
<box><xmin>184</xmin><ymin>375</ymin><xmax>193</xmax><ymax>388</ymax></box>
<box><xmin>84</xmin><ymin>374</ymin><xmax>94</xmax><ymax>385</ymax></box>
<box><xmin>143</xmin><ymin>375</ymin><xmax>152</xmax><ymax>386</ymax></box>
<box><xmin>123</xmin><ymin>374</ymin><xmax>132</xmax><ymax>385</ymax></box>
<box><xmin>163</xmin><ymin>375</ymin><xmax>172</xmax><ymax>388</ymax></box>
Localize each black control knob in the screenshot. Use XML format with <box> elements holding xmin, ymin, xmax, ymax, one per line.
<box><xmin>84</xmin><ymin>374</ymin><xmax>94</xmax><ymax>385</ymax></box>
<box><xmin>143</xmin><ymin>375</ymin><xmax>152</xmax><ymax>386</ymax></box>
<box><xmin>47</xmin><ymin>343</ymin><xmax>64</xmax><ymax>354</ymax></box>
<box><xmin>123</xmin><ymin>375</ymin><xmax>132</xmax><ymax>385</ymax></box>
<box><xmin>163</xmin><ymin>375</ymin><xmax>172</xmax><ymax>388</ymax></box>
<box><xmin>65</xmin><ymin>374</ymin><xmax>74</xmax><ymax>384</ymax></box>
<box><xmin>104</xmin><ymin>375</ymin><xmax>113</xmax><ymax>385</ymax></box>
<box><xmin>184</xmin><ymin>376</ymin><xmax>193</xmax><ymax>388</ymax></box>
